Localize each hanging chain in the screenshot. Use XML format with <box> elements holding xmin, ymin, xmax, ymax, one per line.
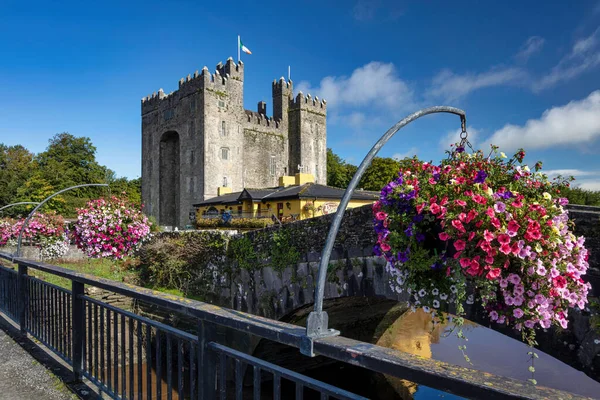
<box><xmin>451</xmin><ymin>117</ymin><xmax>474</xmax><ymax>157</ymax></box>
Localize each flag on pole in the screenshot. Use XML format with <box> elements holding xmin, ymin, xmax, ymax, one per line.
<box><xmin>240</xmin><ymin>39</ymin><xmax>252</xmax><ymax>55</ymax></box>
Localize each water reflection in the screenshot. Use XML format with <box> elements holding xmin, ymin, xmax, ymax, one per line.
<box><xmin>375</xmin><ymin>308</ymin><xmax>600</xmax><ymax>399</ymax></box>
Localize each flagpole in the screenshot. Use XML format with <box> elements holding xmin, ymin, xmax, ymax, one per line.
<box><xmin>288</xmin><ymin>65</ymin><xmax>291</xmax><ymax>81</ymax></box>
<box><xmin>237</xmin><ymin>35</ymin><xmax>240</xmax><ymax>63</ymax></box>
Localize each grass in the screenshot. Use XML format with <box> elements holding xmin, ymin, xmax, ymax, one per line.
<box><xmin>26</xmin><ymin>258</ymin><xmax>138</xmax><ymax>290</ymax></box>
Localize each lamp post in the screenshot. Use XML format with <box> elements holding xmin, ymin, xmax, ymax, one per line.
<box><xmin>14</xmin><ymin>183</ymin><xmax>109</xmax><ymax>258</ymax></box>
<box><xmin>300</xmin><ymin>106</ymin><xmax>467</xmax><ymax>357</ymax></box>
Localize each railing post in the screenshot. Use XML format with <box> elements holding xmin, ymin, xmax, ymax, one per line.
<box><xmin>72</xmin><ymin>281</ymin><xmax>85</xmax><ymax>382</ymax></box>
<box><xmin>17</xmin><ymin>263</ymin><xmax>28</xmax><ymax>333</ymax></box>
<box><xmin>198</xmin><ymin>319</ymin><xmax>217</xmax><ymax>400</ymax></box>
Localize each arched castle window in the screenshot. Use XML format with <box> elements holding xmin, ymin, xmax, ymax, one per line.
<box><xmin>221</xmin><ymin>147</ymin><xmax>229</xmax><ymax>160</ymax></box>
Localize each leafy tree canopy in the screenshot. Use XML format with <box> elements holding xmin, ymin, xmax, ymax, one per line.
<box><xmin>0</xmin><ymin>133</ymin><xmax>140</xmax><ymax>218</ymax></box>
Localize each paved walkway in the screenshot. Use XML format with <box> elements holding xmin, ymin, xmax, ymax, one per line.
<box><xmin>0</xmin><ymin>327</ymin><xmax>76</xmax><ymax>400</ymax></box>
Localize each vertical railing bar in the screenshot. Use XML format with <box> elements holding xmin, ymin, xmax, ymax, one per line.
<box><xmin>295</xmin><ymin>382</ymin><xmax>304</xmax><ymax>400</ymax></box>
<box><xmin>94</xmin><ymin>304</ymin><xmax>99</xmax><ymax>378</ymax></box>
<box><xmin>273</xmin><ymin>373</ymin><xmax>281</xmax><ymax>400</ymax></box>
<box><xmin>107</xmin><ymin>308</ymin><xmax>112</xmax><ymax>392</ymax></box>
<box><xmin>67</xmin><ymin>291</ymin><xmax>72</xmax><ymax>359</ymax></box>
<box><xmin>52</xmin><ymin>285</ymin><xmax>57</xmax><ymax>349</ymax></box>
<box><xmin>62</xmin><ymin>290</ymin><xmax>67</xmax><ymax>356</ymax></box>
<box><xmin>100</xmin><ymin>306</ymin><xmax>105</xmax><ymax>386</ymax></box>
<box><xmin>121</xmin><ymin>313</ymin><xmax>126</xmax><ymax>400</ymax></box>
<box><xmin>137</xmin><ymin>321</ymin><xmax>142</xmax><ymax>400</ymax></box>
<box><xmin>167</xmin><ymin>332</ymin><xmax>172</xmax><ymax>400</ymax></box>
<box><xmin>219</xmin><ymin>352</ymin><xmax>226</xmax><ymax>400</ymax></box>
<box><xmin>56</xmin><ymin>287</ymin><xmax>61</xmax><ymax>354</ymax></box>
<box><xmin>43</xmin><ymin>284</ymin><xmax>47</xmax><ymax>343</ymax></box>
<box><xmin>129</xmin><ymin>316</ymin><xmax>134</xmax><ymax>400</ymax></box>
<box><xmin>71</xmin><ymin>281</ymin><xmax>85</xmax><ymax>382</ymax></box>
<box><xmin>114</xmin><ymin>309</ymin><xmax>119</xmax><ymax>396</ymax></box>
<box><xmin>88</xmin><ymin>300</ymin><xmax>93</xmax><ymax>374</ymax></box>
<box><xmin>157</xmin><ymin>330</ymin><xmax>162</xmax><ymax>400</ymax></box>
<box><xmin>235</xmin><ymin>359</ymin><xmax>242</xmax><ymax>400</ymax></box>
<box><xmin>178</xmin><ymin>339</ymin><xmax>184</xmax><ymax>400</ymax></box>
<box><xmin>253</xmin><ymin>366</ymin><xmax>261</xmax><ymax>400</ymax></box>
<box><xmin>146</xmin><ymin>324</ymin><xmax>152</xmax><ymax>400</ymax></box>
<box><xmin>17</xmin><ymin>264</ymin><xmax>27</xmax><ymax>333</ymax></box>
<box><xmin>190</xmin><ymin>342</ymin><xmax>196</xmax><ymax>400</ymax></box>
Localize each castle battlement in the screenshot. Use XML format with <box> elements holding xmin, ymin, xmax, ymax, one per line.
<box><xmin>245</xmin><ymin>111</ymin><xmax>283</xmax><ymax>129</ymax></box>
<box><xmin>290</xmin><ymin>91</ymin><xmax>327</xmax><ymax>112</ymax></box>
<box><xmin>141</xmin><ymin>59</ymin><xmax>244</xmax><ymax>114</ymax></box>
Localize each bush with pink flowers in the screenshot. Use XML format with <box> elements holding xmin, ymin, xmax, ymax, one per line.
<box><xmin>72</xmin><ymin>196</ymin><xmax>152</xmax><ymax>259</ymax></box>
<box><xmin>0</xmin><ymin>212</ymin><xmax>68</xmax><ymax>259</ymax></box>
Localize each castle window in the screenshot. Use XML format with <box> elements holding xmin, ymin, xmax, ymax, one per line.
<box><xmin>221</xmin><ymin>121</ymin><xmax>226</xmax><ymax>136</ymax></box>
<box><xmin>221</xmin><ymin>147</ymin><xmax>229</xmax><ymax>160</ymax></box>
<box><xmin>223</xmin><ymin>177</ymin><xmax>228</xmax><ymax>187</ymax></box>
<box><xmin>163</xmin><ymin>109</ymin><xmax>174</xmax><ymax>121</ymax></box>
<box><xmin>269</xmin><ymin>156</ymin><xmax>276</xmax><ymax>176</ymax></box>
<box><xmin>218</xmin><ymin>100</ymin><xmax>225</xmax><ymax>108</ymax></box>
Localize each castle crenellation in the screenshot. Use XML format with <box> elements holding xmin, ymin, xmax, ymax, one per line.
<box><xmin>141</xmin><ymin>57</ymin><xmax>327</xmax><ymax>228</ymax></box>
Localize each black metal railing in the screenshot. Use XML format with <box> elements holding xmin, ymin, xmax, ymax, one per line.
<box><xmin>0</xmin><ymin>251</ymin><xmax>590</xmax><ymax>400</ymax></box>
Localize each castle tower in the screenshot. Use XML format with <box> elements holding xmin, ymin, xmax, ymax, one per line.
<box><xmin>288</xmin><ymin>92</ymin><xmax>327</xmax><ymax>184</ymax></box>
<box><xmin>141</xmin><ymin>59</ymin><xmax>326</xmax><ymax>228</ymax></box>
<box><xmin>272</xmin><ymin>77</ymin><xmax>292</xmax><ymax>123</ymax></box>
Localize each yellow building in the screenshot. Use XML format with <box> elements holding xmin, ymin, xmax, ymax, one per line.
<box><xmin>193</xmin><ymin>173</ymin><xmax>378</xmax><ymax>223</ymax></box>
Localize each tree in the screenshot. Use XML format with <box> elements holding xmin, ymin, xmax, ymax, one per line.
<box><xmin>0</xmin><ymin>145</ymin><xmax>35</xmax><ymax>215</ymax></box>
<box><xmin>359</xmin><ymin>157</ymin><xmax>401</xmax><ymax>191</ymax></box>
<box><xmin>326</xmin><ymin>148</ymin><xmax>356</xmax><ymax>188</ymax></box>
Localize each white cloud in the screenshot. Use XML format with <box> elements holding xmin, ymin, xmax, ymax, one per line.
<box><xmin>542</xmin><ymin>169</ymin><xmax>598</xmax><ymax>177</ymax></box>
<box><xmin>392</xmin><ymin>147</ymin><xmax>419</xmax><ymax>160</ymax></box>
<box><xmin>427</xmin><ymin>67</ymin><xmax>525</xmax><ymax>101</ymax></box>
<box><xmin>516</xmin><ymin>36</ymin><xmax>545</xmax><ymax>62</ymax></box>
<box><xmin>484</xmin><ymin>90</ymin><xmax>600</xmax><ymax>151</ymax></box>
<box><xmin>295</xmin><ymin>62</ymin><xmax>414</xmax><ymax>110</ymax></box>
<box><xmin>438</xmin><ymin>126</ymin><xmax>480</xmax><ymax>150</ymax></box>
<box><xmin>534</xmin><ymin>28</ymin><xmax>600</xmax><ymax>91</ymax></box>
<box><xmin>577</xmin><ymin>180</ymin><xmax>600</xmax><ymax>191</ymax></box>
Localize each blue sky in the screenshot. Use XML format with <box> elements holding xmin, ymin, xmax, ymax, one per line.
<box><xmin>1</xmin><ymin>1</ymin><xmax>600</xmax><ymax>188</ymax></box>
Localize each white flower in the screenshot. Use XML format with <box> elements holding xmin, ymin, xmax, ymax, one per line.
<box><xmin>523</xmin><ymin>165</ymin><xmax>530</xmax><ymax>172</ymax></box>
<box><xmin>432</xmin><ymin>288</ymin><xmax>439</xmax><ymax>296</ymax></box>
<box><xmin>418</xmin><ymin>289</ymin><xmax>427</xmax><ymax>297</ymax></box>
<box><xmin>439</xmin><ymin>293</ymin><xmax>448</xmax><ymax>300</ymax></box>
<box><xmin>500</xmin><ymin>152</ymin><xmax>507</xmax><ymax>158</ymax></box>
<box><xmin>450</xmin><ymin>285</ymin><xmax>457</xmax><ymax>294</ymax></box>
<box><xmin>422</xmin><ymin>306</ymin><xmax>431</xmax><ymax>313</ymax></box>
<box><xmin>410</xmin><ymin>306</ymin><xmax>417</xmax><ymax>313</ymax></box>
<box><xmin>433</xmin><ymin>300</ymin><xmax>440</xmax><ymax>308</ymax></box>
<box><xmin>466</xmin><ymin>294</ymin><xmax>474</xmax><ymax>305</ymax></box>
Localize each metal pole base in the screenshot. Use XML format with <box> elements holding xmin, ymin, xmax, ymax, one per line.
<box><xmin>300</xmin><ymin>311</ymin><xmax>340</xmax><ymax>357</ymax></box>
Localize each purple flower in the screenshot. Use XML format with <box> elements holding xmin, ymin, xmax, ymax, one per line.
<box><xmin>397</xmin><ymin>251</ymin><xmax>409</xmax><ymax>263</ymax></box>
<box><xmin>455</xmin><ymin>146</ymin><xmax>465</xmax><ymax>153</ymax></box>
<box><xmin>474</xmin><ymin>170</ymin><xmax>488</xmax><ymax>184</ymax></box>
<box><xmin>494</xmin><ymin>202</ymin><xmax>506</xmax><ymax>213</ymax></box>
<box><xmin>416</xmin><ymin>233</ymin><xmax>425</xmax><ymax>242</ymax></box>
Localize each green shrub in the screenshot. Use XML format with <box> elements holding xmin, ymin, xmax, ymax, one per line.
<box><xmin>135</xmin><ymin>232</ymin><xmax>228</xmax><ymax>297</ymax></box>
<box><xmin>196</xmin><ymin>217</ymin><xmax>274</xmax><ymax>229</ymax></box>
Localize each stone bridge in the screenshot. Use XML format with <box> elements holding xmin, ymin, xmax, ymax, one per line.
<box><xmin>141</xmin><ymin>204</ymin><xmax>600</xmax><ymax>381</ymax></box>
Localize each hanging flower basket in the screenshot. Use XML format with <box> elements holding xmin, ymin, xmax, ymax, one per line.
<box><xmin>373</xmin><ymin>144</ymin><xmax>591</xmax><ymax>382</ymax></box>
<box><xmin>72</xmin><ymin>196</ymin><xmax>152</xmax><ymax>259</ymax></box>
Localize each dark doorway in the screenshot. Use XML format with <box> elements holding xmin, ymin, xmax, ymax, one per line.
<box><xmin>159</xmin><ymin>131</ymin><xmax>180</xmax><ymax>227</ymax></box>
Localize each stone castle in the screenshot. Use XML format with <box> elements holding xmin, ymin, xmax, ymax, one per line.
<box><xmin>141</xmin><ymin>57</ymin><xmax>327</xmax><ymax>227</ymax></box>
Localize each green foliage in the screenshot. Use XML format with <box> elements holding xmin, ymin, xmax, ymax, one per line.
<box><xmin>269</xmin><ymin>230</ymin><xmax>300</xmax><ymax>271</ymax></box>
<box><xmin>559</xmin><ymin>186</ymin><xmax>600</xmax><ymax>206</ymax></box>
<box><xmin>326</xmin><ymin>148</ymin><xmax>356</xmax><ymax>188</ymax></box>
<box><xmin>136</xmin><ymin>232</ymin><xmax>228</xmax><ymax>296</ymax></box>
<box><xmin>358</xmin><ymin>156</ymin><xmax>401</xmax><ymax>191</ymax></box>
<box><xmin>228</xmin><ymin>235</ymin><xmax>260</xmax><ymax>271</ymax></box>
<box><xmin>196</xmin><ymin>216</ymin><xmax>274</xmax><ymax>229</ymax></box>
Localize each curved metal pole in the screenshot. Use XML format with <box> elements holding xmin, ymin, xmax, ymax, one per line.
<box><xmin>301</xmin><ymin>106</ymin><xmax>466</xmax><ymax>355</ymax></box>
<box><xmin>14</xmin><ymin>183</ymin><xmax>108</xmax><ymax>258</ymax></box>
<box><xmin>0</xmin><ymin>202</ymin><xmax>40</xmax><ymax>212</ymax></box>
